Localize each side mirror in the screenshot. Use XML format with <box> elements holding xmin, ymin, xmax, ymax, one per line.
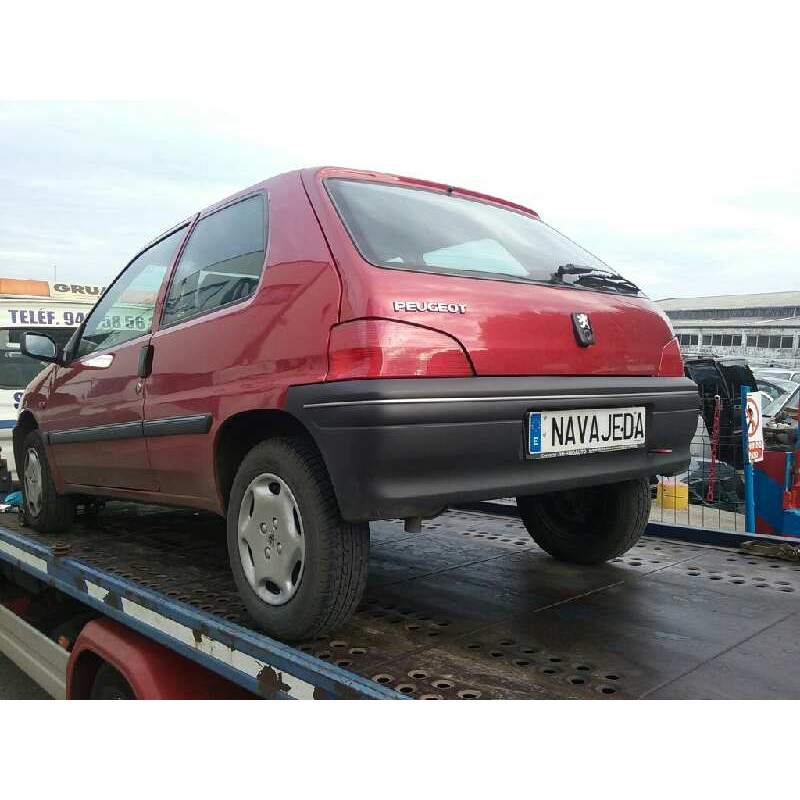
<box><xmin>21</xmin><ymin>332</ymin><xmax>61</xmax><ymax>364</ymax></box>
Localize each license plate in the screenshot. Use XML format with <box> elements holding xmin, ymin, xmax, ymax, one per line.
<box><xmin>528</xmin><ymin>406</ymin><xmax>646</xmax><ymax>458</ymax></box>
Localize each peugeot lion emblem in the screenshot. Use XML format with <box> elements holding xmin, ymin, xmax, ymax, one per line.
<box><xmin>571</xmin><ymin>312</ymin><xmax>595</xmax><ymax>347</ymax></box>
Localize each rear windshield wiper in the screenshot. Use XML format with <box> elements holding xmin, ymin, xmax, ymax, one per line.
<box><xmin>553</xmin><ymin>263</ymin><xmax>594</xmax><ymax>280</ymax></box>
<box><xmin>553</xmin><ymin>264</ymin><xmax>640</xmax><ymax>294</ymax></box>
<box><xmin>573</xmin><ymin>272</ymin><xmax>640</xmax><ymax>293</ymax></box>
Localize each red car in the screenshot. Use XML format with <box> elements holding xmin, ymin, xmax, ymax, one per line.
<box><xmin>14</xmin><ymin>167</ymin><xmax>697</xmax><ymax>640</ymax></box>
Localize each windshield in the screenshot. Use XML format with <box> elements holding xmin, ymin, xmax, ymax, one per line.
<box><xmin>763</xmin><ymin>381</ymin><xmax>800</xmax><ymax>418</ymax></box>
<box><xmin>757</xmin><ymin>380</ymin><xmax>785</xmax><ymax>402</ymax></box>
<box><xmin>757</xmin><ymin>370</ymin><xmax>793</xmax><ymax>381</ymax></box>
<box><xmin>0</xmin><ymin>327</ymin><xmax>76</xmax><ymax>390</ymax></box>
<box><xmin>326</xmin><ymin>179</ymin><xmax>639</xmax><ymax>294</ymax></box>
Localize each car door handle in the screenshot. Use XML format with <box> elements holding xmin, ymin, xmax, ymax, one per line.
<box><xmin>138</xmin><ymin>344</ymin><xmax>155</xmax><ymax>379</ymax></box>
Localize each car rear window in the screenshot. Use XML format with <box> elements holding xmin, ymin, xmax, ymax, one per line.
<box><xmin>326</xmin><ymin>179</ymin><xmax>636</xmax><ymax>292</ymax></box>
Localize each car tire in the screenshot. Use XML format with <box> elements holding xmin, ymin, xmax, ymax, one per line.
<box><xmin>516</xmin><ymin>478</ymin><xmax>651</xmax><ymax>564</ymax></box>
<box><xmin>21</xmin><ymin>429</ymin><xmax>75</xmax><ymax>533</ymax></box>
<box><xmin>226</xmin><ymin>437</ymin><xmax>369</xmax><ymax>642</ymax></box>
<box><xmin>90</xmin><ymin>663</ymin><xmax>135</xmax><ymax>700</ymax></box>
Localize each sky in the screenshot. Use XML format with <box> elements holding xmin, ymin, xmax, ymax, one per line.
<box><xmin>1</xmin><ymin>2</ymin><xmax>798</xmax><ymax>302</ymax></box>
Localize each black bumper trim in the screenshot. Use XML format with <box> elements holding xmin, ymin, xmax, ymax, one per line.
<box><xmin>303</xmin><ymin>390</ymin><xmax>699</xmax><ymax>409</ymax></box>
<box><xmin>288</xmin><ymin>376</ymin><xmax>699</xmax><ymax>522</ymax></box>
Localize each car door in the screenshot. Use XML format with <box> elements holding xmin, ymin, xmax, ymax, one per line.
<box><xmin>142</xmin><ymin>194</ymin><xmax>269</xmax><ymax>504</ymax></box>
<box><xmin>44</xmin><ymin>226</ymin><xmax>189</xmax><ymax>489</ymax></box>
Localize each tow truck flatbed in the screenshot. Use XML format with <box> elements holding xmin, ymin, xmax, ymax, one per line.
<box><xmin>1</xmin><ymin>504</ymin><xmax>799</xmax><ymax>699</ymax></box>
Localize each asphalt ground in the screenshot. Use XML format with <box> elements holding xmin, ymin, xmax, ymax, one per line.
<box><xmin>0</xmin><ymin>652</ymin><xmax>49</xmax><ymax>699</ymax></box>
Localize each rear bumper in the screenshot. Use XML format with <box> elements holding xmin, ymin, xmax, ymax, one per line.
<box><xmin>287</xmin><ymin>376</ymin><xmax>699</xmax><ymax>522</ymax></box>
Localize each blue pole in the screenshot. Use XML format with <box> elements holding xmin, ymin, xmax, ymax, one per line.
<box><xmin>741</xmin><ymin>385</ymin><xmax>755</xmax><ymax>533</ymax></box>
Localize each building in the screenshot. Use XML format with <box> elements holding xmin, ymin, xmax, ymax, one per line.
<box><xmin>656</xmin><ymin>291</ymin><xmax>800</xmax><ymax>368</ymax></box>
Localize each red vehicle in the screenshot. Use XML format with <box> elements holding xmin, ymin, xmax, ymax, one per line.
<box><xmin>14</xmin><ymin>167</ymin><xmax>698</xmax><ymax>641</ymax></box>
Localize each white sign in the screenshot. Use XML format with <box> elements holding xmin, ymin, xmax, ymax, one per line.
<box><xmin>0</xmin><ymin>301</ymin><xmax>90</xmax><ymax>328</ymax></box>
<box><xmin>745</xmin><ymin>391</ymin><xmax>764</xmax><ymax>463</ymax></box>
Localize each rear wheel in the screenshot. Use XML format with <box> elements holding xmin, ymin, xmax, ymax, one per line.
<box><xmin>21</xmin><ymin>430</ymin><xmax>74</xmax><ymax>533</ymax></box>
<box><xmin>516</xmin><ymin>478</ymin><xmax>650</xmax><ymax>564</ymax></box>
<box><xmin>226</xmin><ymin>437</ymin><xmax>369</xmax><ymax>642</ymax></box>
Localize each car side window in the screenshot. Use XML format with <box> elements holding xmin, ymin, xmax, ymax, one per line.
<box><xmin>161</xmin><ymin>194</ymin><xmax>266</xmax><ymax>327</ymax></box>
<box><xmin>76</xmin><ymin>227</ymin><xmax>186</xmax><ymax>358</ymax></box>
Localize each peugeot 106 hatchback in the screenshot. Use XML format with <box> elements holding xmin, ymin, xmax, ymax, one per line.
<box><xmin>14</xmin><ymin>167</ymin><xmax>698</xmax><ymax>641</ymax></box>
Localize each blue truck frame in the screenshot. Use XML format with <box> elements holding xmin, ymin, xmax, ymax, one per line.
<box><xmin>0</xmin><ymin>523</ymin><xmax>403</xmax><ymax>700</ymax></box>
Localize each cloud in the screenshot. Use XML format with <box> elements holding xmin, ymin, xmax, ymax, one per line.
<box><xmin>0</xmin><ymin>5</ymin><xmax>798</xmax><ymax>300</ymax></box>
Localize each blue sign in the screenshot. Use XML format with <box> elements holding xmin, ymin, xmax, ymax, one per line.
<box><xmin>528</xmin><ymin>412</ymin><xmax>542</xmax><ymax>454</ymax></box>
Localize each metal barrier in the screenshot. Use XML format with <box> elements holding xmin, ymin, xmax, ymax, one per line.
<box><xmin>651</xmin><ymin>399</ymin><xmax>747</xmax><ymax>532</ymax></box>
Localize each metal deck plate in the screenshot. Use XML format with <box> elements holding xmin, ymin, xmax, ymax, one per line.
<box><xmin>3</xmin><ymin>504</ymin><xmax>798</xmax><ymax>699</ymax></box>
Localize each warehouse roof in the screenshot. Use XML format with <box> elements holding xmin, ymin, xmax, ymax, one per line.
<box><xmin>670</xmin><ymin>317</ymin><xmax>800</xmax><ymax>329</ymax></box>
<box><xmin>657</xmin><ymin>291</ymin><xmax>800</xmax><ymax>312</ymax></box>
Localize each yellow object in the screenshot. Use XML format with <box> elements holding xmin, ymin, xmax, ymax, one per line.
<box><xmin>0</xmin><ymin>277</ymin><xmax>50</xmax><ymax>297</ymax></box>
<box><xmin>657</xmin><ymin>481</ymin><xmax>689</xmax><ymax>510</ymax></box>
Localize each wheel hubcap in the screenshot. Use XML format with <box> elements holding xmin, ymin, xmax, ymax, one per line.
<box><xmin>24</xmin><ymin>448</ymin><xmax>43</xmax><ymax>517</ymax></box>
<box><xmin>237</xmin><ymin>473</ymin><xmax>305</xmax><ymax>605</ymax></box>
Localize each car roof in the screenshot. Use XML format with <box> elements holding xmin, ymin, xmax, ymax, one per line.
<box><xmin>192</xmin><ymin>166</ymin><xmax>542</xmax><ymax>223</ymax></box>
<box><xmin>303</xmin><ymin>166</ymin><xmax>542</xmax><ymax>217</ymax></box>
<box><xmin>760</xmin><ymin>377</ymin><xmax>798</xmax><ymax>390</ymax></box>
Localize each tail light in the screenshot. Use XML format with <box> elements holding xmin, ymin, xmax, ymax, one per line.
<box><xmin>327</xmin><ymin>319</ymin><xmax>474</xmax><ymax>380</ymax></box>
<box><xmin>656</xmin><ymin>337</ymin><xmax>684</xmax><ymax>377</ymax></box>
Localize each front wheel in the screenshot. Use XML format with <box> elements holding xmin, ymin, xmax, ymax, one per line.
<box><xmin>21</xmin><ymin>429</ymin><xmax>75</xmax><ymax>533</ymax></box>
<box><xmin>226</xmin><ymin>437</ymin><xmax>369</xmax><ymax>642</ymax></box>
<box><xmin>516</xmin><ymin>478</ymin><xmax>651</xmax><ymax>564</ymax></box>
<box><xmin>90</xmin><ymin>663</ymin><xmax>135</xmax><ymax>700</ymax></box>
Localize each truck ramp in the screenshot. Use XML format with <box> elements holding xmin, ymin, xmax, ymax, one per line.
<box><xmin>1</xmin><ymin>504</ymin><xmax>798</xmax><ymax>699</ymax></box>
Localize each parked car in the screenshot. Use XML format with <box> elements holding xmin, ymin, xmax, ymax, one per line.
<box><xmin>683</xmin><ymin>357</ymin><xmax>757</xmax><ymax>469</ymax></box>
<box><xmin>761</xmin><ymin>378</ymin><xmax>800</xmax><ymax>421</ymax></box>
<box><xmin>762</xmin><ymin>379</ymin><xmax>799</xmax><ymax>450</ymax></box>
<box><xmin>755</xmin><ymin>367</ymin><xmax>800</xmax><ymax>384</ymax></box>
<box><xmin>757</xmin><ymin>378</ymin><xmax>789</xmax><ymax>404</ymax></box>
<box><xmin>13</xmin><ymin>167</ymin><xmax>698</xmax><ymax>640</ymax></box>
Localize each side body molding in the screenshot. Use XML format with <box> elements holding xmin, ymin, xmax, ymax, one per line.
<box><xmin>47</xmin><ymin>414</ymin><xmax>212</xmax><ymax>445</ymax></box>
